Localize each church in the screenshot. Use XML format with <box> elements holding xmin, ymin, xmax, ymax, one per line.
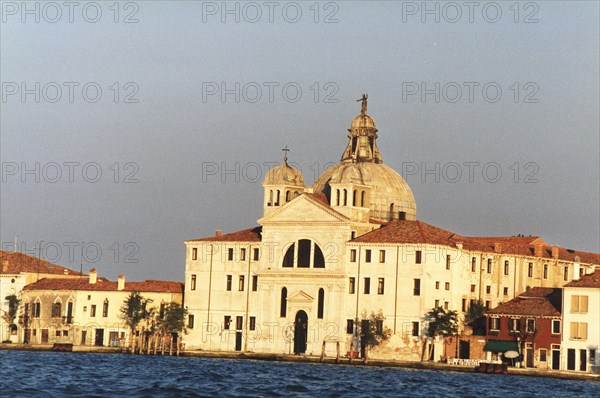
<box><xmin>183</xmin><ymin>96</ymin><xmax>599</xmax><ymax>360</ymax></box>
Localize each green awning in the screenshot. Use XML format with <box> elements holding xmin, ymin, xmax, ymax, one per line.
<box><xmin>483</xmin><ymin>340</ymin><xmax>519</xmax><ymax>352</ymax></box>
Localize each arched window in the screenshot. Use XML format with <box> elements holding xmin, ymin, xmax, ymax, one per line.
<box><xmin>280</xmin><ymin>287</ymin><xmax>287</xmax><ymax>317</ymax></box>
<box><xmin>285</xmin><ymin>191</ymin><xmax>290</xmax><ymax>202</ymax></box>
<box><xmin>343</xmin><ymin>189</ymin><xmax>347</xmax><ymax>206</ymax></box>
<box><xmin>268</xmin><ymin>190</ymin><xmax>273</xmax><ymax>206</ymax></box>
<box><xmin>361</xmin><ymin>191</ymin><xmax>365</xmax><ymax>207</ymax></box>
<box><xmin>294</xmin><ymin>191</ymin><xmax>299</xmax><ymax>198</ymax></box>
<box><xmin>336</xmin><ymin>189</ymin><xmax>340</xmax><ymax>206</ymax></box>
<box><xmin>317</xmin><ymin>288</ymin><xmax>325</xmax><ymax>319</ymax></box>
<box><xmin>314</xmin><ymin>245</ymin><xmax>325</xmax><ymax>268</ymax></box>
<box><xmin>275</xmin><ymin>190</ymin><xmax>281</xmax><ymax>206</ymax></box>
<box><xmin>352</xmin><ymin>190</ymin><xmax>357</xmax><ymax>206</ymax></box>
<box><xmin>390</xmin><ymin>203</ymin><xmax>395</xmax><ymax>218</ymax></box>
<box><xmin>283</xmin><ymin>244</ymin><xmax>295</xmax><ymax>267</ymax></box>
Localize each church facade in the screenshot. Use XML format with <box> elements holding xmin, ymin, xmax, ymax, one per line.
<box><xmin>183</xmin><ymin>97</ymin><xmax>599</xmax><ymax>359</ymax></box>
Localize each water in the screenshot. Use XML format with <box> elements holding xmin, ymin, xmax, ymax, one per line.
<box><xmin>1</xmin><ymin>351</ymin><xmax>598</xmax><ymax>398</ymax></box>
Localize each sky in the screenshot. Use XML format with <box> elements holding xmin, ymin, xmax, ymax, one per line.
<box><xmin>1</xmin><ymin>1</ymin><xmax>598</xmax><ymax>282</ymax></box>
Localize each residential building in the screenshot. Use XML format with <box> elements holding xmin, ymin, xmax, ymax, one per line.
<box><xmin>19</xmin><ymin>269</ymin><xmax>183</xmax><ymax>347</ymax></box>
<box><xmin>561</xmin><ymin>268</ymin><xmax>599</xmax><ymax>373</ymax></box>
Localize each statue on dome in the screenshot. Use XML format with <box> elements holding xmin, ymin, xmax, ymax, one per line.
<box><xmin>357</xmin><ymin>94</ymin><xmax>368</xmax><ymax>114</ymax></box>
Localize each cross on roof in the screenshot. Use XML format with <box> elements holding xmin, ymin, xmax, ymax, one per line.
<box><xmin>282</xmin><ymin>145</ymin><xmax>290</xmax><ymax>164</ymax></box>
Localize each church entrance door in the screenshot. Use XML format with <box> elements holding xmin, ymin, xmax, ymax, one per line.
<box><xmin>293</xmin><ymin>310</ymin><xmax>308</xmax><ymax>355</ymax></box>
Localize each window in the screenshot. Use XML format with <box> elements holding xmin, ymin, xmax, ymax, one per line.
<box><xmin>563</xmin><ymin>266</ymin><xmax>569</xmax><ymax>281</ymax></box>
<box><xmin>539</xmin><ymin>349</ymin><xmax>547</xmax><ymax>362</ymax></box>
<box><xmin>252</xmin><ymin>275</ymin><xmax>258</xmax><ymax>291</ymax></box>
<box><xmin>236</xmin><ymin>316</ymin><xmax>243</xmax><ymax>330</ymax></box>
<box><xmin>90</xmin><ymin>304</ymin><xmax>96</xmax><ymax>317</ymax></box>
<box><xmin>228</xmin><ymin>248</ymin><xmax>234</xmax><ymax>261</ymax></box>
<box><xmin>416</xmin><ymin>251</ymin><xmax>422</xmax><ymax>264</ymax></box>
<box><xmin>224</xmin><ymin>316</ymin><xmax>231</xmax><ymax>330</ymax></box>
<box><xmin>485</xmin><ymin>301</ymin><xmax>491</xmax><ymax>309</ymax></box>
<box><xmin>51</xmin><ymin>302</ymin><xmax>61</xmax><ymax>318</ymax></box>
<box><xmin>159</xmin><ymin>303</ymin><xmax>165</xmax><ymax>318</ymax></box>
<box><xmin>571</xmin><ymin>295</ymin><xmax>589</xmax><ymax>313</ymax></box>
<box><xmin>470</xmin><ymin>284</ymin><xmax>476</xmax><ymax>293</ymax></box>
<box><xmin>509</xmin><ymin>318</ymin><xmax>521</xmax><ymax>332</ymax></box>
<box><xmin>240</xmin><ymin>248</ymin><xmax>246</xmax><ymax>261</ymax></box>
<box><xmin>552</xmin><ymin>319</ymin><xmax>561</xmax><ymax>334</ymax></box>
<box><xmin>226</xmin><ymin>275</ymin><xmax>232</xmax><ymax>291</ymax></box>
<box><xmin>56</xmin><ymin>330</ymin><xmax>61</xmax><ymax>337</ymax></box>
<box><xmin>526</xmin><ymin>318</ymin><xmax>536</xmax><ymax>333</ymax></box>
<box><xmin>298</xmin><ymin>239</ymin><xmax>311</xmax><ymax>268</ymax></box>
<box><xmin>102</xmin><ymin>299</ymin><xmax>109</xmax><ymax>317</ymax></box>
<box><xmin>249</xmin><ymin>316</ymin><xmax>256</xmax><ymax>331</ymax></box>
<box><xmin>446</xmin><ymin>255</ymin><xmax>451</xmax><ymax>270</ymax></box>
<box><xmin>192</xmin><ymin>248</ymin><xmax>197</xmax><ymax>260</ymax></box>
<box><xmin>471</xmin><ymin>257</ymin><xmax>476</xmax><ymax>272</ymax></box>
<box><xmin>364</xmin><ymin>278</ymin><xmax>371</xmax><ymax>294</ymax></box>
<box><xmin>413</xmin><ymin>279</ymin><xmax>421</xmax><ymax>296</ymax></box>
<box><xmin>280</xmin><ymin>287</ymin><xmax>287</xmax><ymax>317</ymax></box>
<box><xmin>410</xmin><ymin>321</ymin><xmax>419</xmax><ymax>337</ymax></box>
<box><xmin>503</xmin><ymin>287</ymin><xmax>508</xmax><ymax>296</ymax></box>
<box><xmin>377</xmin><ymin>278</ymin><xmax>385</xmax><ymax>295</ymax></box>
<box><xmin>489</xmin><ymin>317</ymin><xmax>500</xmax><ymax>331</ymax></box>
<box><xmin>351</xmin><ymin>231</ymin><xmax>356</xmax><ymax>240</ymax></box>
<box><xmin>347</xmin><ymin>319</ymin><xmax>354</xmax><ymax>334</ymax></box>
<box><xmin>365</xmin><ymin>250</ymin><xmax>372</xmax><ymax>263</ymax></box>
<box><xmin>350</xmin><ymin>249</ymin><xmax>357</xmax><ymax>262</ymax></box>
<box><xmin>486</xmin><ymin>285</ymin><xmax>491</xmax><ymax>294</ymax></box>
<box><xmin>590</xmin><ymin>349</ymin><xmax>596</xmax><ymax>365</ymax></box>
<box><xmin>462</xmin><ymin>298</ymin><xmax>467</xmax><ymax>312</ymax></box>
<box><xmin>349</xmin><ymin>277</ymin><xmax>355</xmax><ymax>294</ymax></box>
<box><xmin>435</xmin><ymin>281</ymin><xmax>440</xmax><ymax>290</ymax></box>
<box><xmin>283</xmin><ymin>243</ymin><xmax>294</xmax><ymax>267</ymax></box>
<box><xmin>528</xmin><ymin>263</ymin><xmax>533</xmax><ymax>277</ymax></box>
<box><xmin>444</xmin><ymin>302</ymin><xmax>449</xmax><ymax>310</ymax></box>
<box><xmin>190</xmin><ymin>274</ymin><xmax>196</xmax><ymax>290</ymax></box>
<box><xmin>570</xmin><ymin>322</ymin><xmax>588</xmax><ymax>340</ymax></box>
<box><xmin>317</xmin><ymin>288</ymin><xmax>324</xmax><ymax>319</ymax></box>
<box><xmin>376</xmin><ymin>320</ymin><xmax>383</xmax><ymax>334</ymax></box>
<box><xmin>487</xmin><ymin>259</ymin><xmax>492</xmax><ymax>273</ymax></box>
<box><xmin>282</xmin><ymin>240</ymin><xmax>325</xmax><ymax>268</ymax></box>
<box><xmin>504</xmin><ymin>260</ymin><xmax>509</xmax><ymax>275</ymax></box>
<box><xmin>434</xmin><ymin>300</ymin><xmax>439</xmax><ymax>308</ymax></box>
<box><xmin>239</xmin><ymin>275</ymin><xmax>245</xmax><ymax>291</ymax></box>
<box><xmin>445</xmin><ymin>282</ymin><xmax>450</xmax><ymax>290</ymax></box>
<box><xmin>379</xmin><ymin>250</ymin><xmax>386</xmax><ymax>263</ymax></box>
<box><xmin>188</xmin><ymin>314</ymin><xmax>195</xmax><ymax>329</ymax></box>
<box><xmin>543</xmin><ymin>264</ymin><xmax>548</xmax><ymax>279</ymax></box>
<box><xmin>253</xmin><ymin>248</ymin><xmax>259</xmax><ymax>261</ymax></box>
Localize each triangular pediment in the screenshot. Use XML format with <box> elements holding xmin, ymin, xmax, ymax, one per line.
<box><xmin>287</xmin><ymin>290</ymin><xmax>314</xmax><ymax>303</ymax></box>
<box><xmin>258</xmin><ymin>194</ymin><xmax>348</xmax><ymax>224</ymax></box>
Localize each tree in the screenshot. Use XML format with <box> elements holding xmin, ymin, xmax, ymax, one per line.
<box><xmin>423</xmin><ymin>307</ymin><xmax>459</xmax><ymax>361</ymax></box>
<box><xmin>358</xmin><ymin>310</ymin><xmax>391</xmax><ymax>361</ymax></box>
<box><xmin>464</xmin><ymin>300</ymin><xmax>487</xmax><ymax>335</ymax></box>
<box><xmin>2</xmin><ymin>295</ymin><xmax>20</xmax><ymax>338</ymax></box>
<box><xmin>155</xmin><ymin>303</ymin><xmax>188</xmax><ymax>355</ymax></box>
<box><xmin>119</xmin><ymin>291</ymin><xmax>153</xmax><ymax>352</ymax></box>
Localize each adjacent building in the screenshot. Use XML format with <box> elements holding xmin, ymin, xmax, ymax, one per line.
<box><xmin>561</xmin><ymin>269</ymin><xmax>599</xmax><ymax>373</ymax></box>
<box><xmin>183</xmin><ymin>98</ymin><xmax>599</xmax><ymax>360</ymax></box>
<box><xmin>484</xmin><ymin>287</ymin><xmax>562</xmax><ymax>369</ymax></box>
<box><xmin>19</xmin><ymin>268</ymin><xmax>183</xmax><ymax>347</ymax></box>
<box><xmin>0</xmin><ymin>249</ymin><xmax>83</xmax><ymax>343</ymax></box>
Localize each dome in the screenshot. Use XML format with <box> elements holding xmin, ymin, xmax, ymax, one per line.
<box><xmin>263</xmin><ymin>162</ymin><xmax>304</xmax><ymax>187</ymax></box>
<box><xmin>350</xmin><ymin>114</ymin><xmax>377</xmax><ymax>130</ymax></box>
<box><xmin>312</xmin><ymin>162</ymin><xmax>416</xmax><ymax>221</ymax></box>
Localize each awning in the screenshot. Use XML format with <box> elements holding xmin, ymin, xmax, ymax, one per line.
<box><xmin>483</xmin><ymin>340</ymin><xmax>519</xmax><ymax>352</ymax></box>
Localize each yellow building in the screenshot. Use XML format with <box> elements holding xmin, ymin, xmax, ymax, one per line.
<box><xmin>183</xmin><ymin>97</ymin><xmax>599</xmax><ymax>360</ymax></box>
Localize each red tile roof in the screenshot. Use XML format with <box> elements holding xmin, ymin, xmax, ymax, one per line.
<box><xmin>305</xmin><ymin>192</ymin><xmax>330</xmax><ymax>206</ymax></box>
<box><xmin>486</xmin><ymin>287</ymin><xmax>562</xmax><ymax>317</ymax></box>
<box><xmin>0</xmin><ymin>250</ymin><xmax>83</xmax><ymax>276</ymax></box>
<box><xmin>349</xmin><ymin>221</ymin><xmax>600</xmax><ymax>265</ymax></box>
<box><xmin>564</xmin><ymin>269</ymin><xmax>600</xmax><ymax>288</ymax></box>
<box><xmin>23</xmin><ymin>277</ymin><xmax>184</xmax><ymax>294</ymax></box>
<box><xmin>187</xmin><ymin>227</ymin><xmax>262</xmax><ymax>242</ymax></box>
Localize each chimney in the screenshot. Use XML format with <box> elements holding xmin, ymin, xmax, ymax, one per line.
<box><xmin>118</xmin><ymin>275</ymin><xmax>125</xmax><ymax>290</ymax></box>
<box><xmin>551</xmin><ymin>246</ymin><xmax>559</xmax><ymax>259</ymax></box>
<box><xmin>89</xmin><ymin>268</ymin><xmax>97</xmax><ymax>284</ymax></box>
<box><xmin>493</xmin><ymin>243</ymin><xmax>502</xmax><ymax>253</ymax></box>
<box><xmin>2</xmin><ymin>260</ymin><xmax>8</xmax><ymax>273</ymax></box>
<box><xmin>573</xmin><ymin>256</ymin><xmax>580</xmax><ymax>281</ymax></box>
<box><xmin>215</xmin><ymin>230</ymin><xmax>222</xmax><ymax>238</ymax></box>
<box><xmin>534</xmin><ymin>243</ymin><xmax>543</xmax><ymax>257</ymax></box>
